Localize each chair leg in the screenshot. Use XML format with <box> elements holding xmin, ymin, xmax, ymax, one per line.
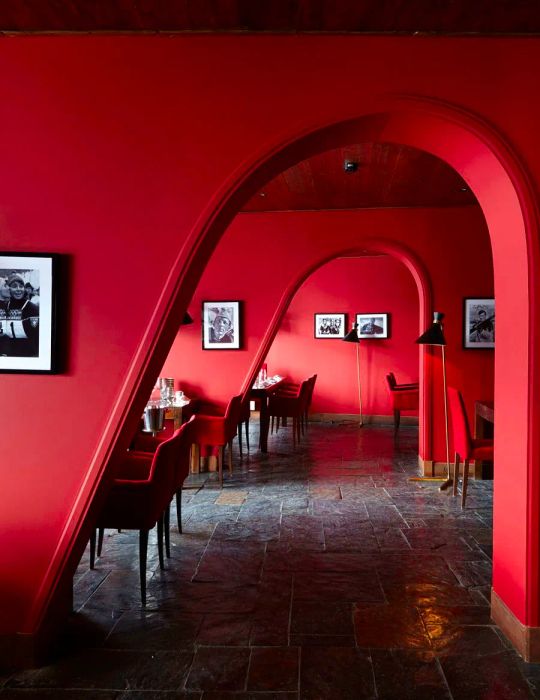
<box><xmin>462</xmin><ymin>459</ymin><xmax>470</xmax><ymax>509</ymax></box>
<box><xmin>89</xmin><ymin>528</ymin><xmax>96</xmax><ymax>569</ymax></box>
<box><xmin>164</xmin><ymin>504</ymin><xmax>171</xmax><ymax>558</ymax></box>
<box><xmin>453</xmin><ymin>453</ymin><xmax>460</xmax><ymax>497</ymax></box>
<box><xmin>139</xmin><ymin>529</ymin><xmax>149</xmax><ymax>606</ymax></box>
<box><xmin>393</xmin><ymin>409</ymin><xmax>400</xmax><ymax>435</ymax></box>
<box><xmin>245</xmin><ymin>420</ymin><xmax>250</xmax><ymax>452</ymax></box>
<box><xmin>218</xmin><ymin>446</ymin><xmax>224</xmax><ymax>488</ymax></box>
<box><xmin>157</xmin><ymin>516</ymin><xmax>165</xmax><ymax>570</ymax></box>
<box><xmin>293</xmin><ymin>417</ymin><xmax>297</xmax><ymax>448</ymax></box>
<box><xmin>228</xmin><ymin>440</ymin><xmax>233</xmax><ymax>474</ymax></box>
<box><xmin>97</xmin><ymin>527</ymin><xmax>104</xmax><ymax>557</ymax></box>
<box><xmin>176</xmin><ymin>489</ymin><xmax>183</xmax><ymax>533</ymax></box>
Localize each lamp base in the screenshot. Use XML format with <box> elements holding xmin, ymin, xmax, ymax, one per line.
<box><xmin>438</xmin><ymin>478</ymin><xmax>453</xmax><ymax>491</ymax></box>
<box><xmin>409</xmin><ymin>476</ymin><xmax>447</xmax><ymax>482</ymax></box>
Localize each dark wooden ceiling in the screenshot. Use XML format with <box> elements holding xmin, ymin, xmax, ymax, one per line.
<box><xmin>1</xmin><ymin>0</ymin><xmax>539</xmax><ymax>34</ymax></box>
<box><xmin>242</xmin><ymin>143</ymin><xmax>477</xmax><ymax>212</ymax></box>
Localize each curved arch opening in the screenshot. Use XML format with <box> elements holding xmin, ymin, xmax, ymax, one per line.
<box><xmin>41</xmin><ymin>102</ymin><xmax>539</xmax><ymax>657</ymax></box>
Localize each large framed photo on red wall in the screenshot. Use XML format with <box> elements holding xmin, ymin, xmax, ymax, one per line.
<box><xmin>0</xmin><ymin>253</ymin><xmax>59</xmax><ymax>373</ymax></box>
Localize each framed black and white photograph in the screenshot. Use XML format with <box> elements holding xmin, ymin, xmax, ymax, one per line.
<box><xmin>464</xmin><ymin>298</ymin><xmax>495</xmax><ymax>349</ymax></box>
<box><xmin>202</xmin><ymin>301</ymin><xmax>241</xmax><ymax>350</ymax></box>
<box><xmin>0</xmin><ymin>253</ymin><xmax>58</xmax><ymax>373</ymax></box>
<box><xmin>314</xmin><ymin>313</ymin><xmax>346</xmax><ymax>338</ymax></box>
<box><xmin>356</xmin><ymin>313</ymin><xmax>389</xmax><ymax>339</ymax></box>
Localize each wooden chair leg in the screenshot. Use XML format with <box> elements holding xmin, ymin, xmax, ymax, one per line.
<box><xmin>218</xmin><ymin>446</ymin><xmax>224</xmax><ymax>488</ymax></box>
<box><xmin>245</xmin><ymin>420</ymin><xmax>250</xmax><ymax>452</ymax></box>
<box><xmin>89</xmin><ymin>528</ymin><xmax>96</xmax><ymax>569</ymax></box>
<box><xmin>164</xmin><ymin>504</ymin><xmax>171</xmax><ymax>558</ymax></box>
<box><xmin>228</xmin><ymin>440</ymin><xmax>233</xmax><ymax>474</ymax></box>
<box><xmin>157</xmin><ymin>516</ymin><xmax>165</xmax><ymax>570</ymax></box>
<box><xmin>393</xmin><ymin>409</ymin><xmax>400</xmax><ymax>435</ymax></box>
<box><xmin>453</xmin><ymin>453</ymin><xmax>460</xmax><ymax>497</ymax></box>
<box><xmin>97</xmin><ymin>527</ymin><xmax>104</xmax><ymax>557</ymax></box>
<box><xmin>293</xmin><ymin>417</ymin><xmax>297</xmax><ymax>448</ymax></box>
<box><xmin>176</xmin><ymin>489</ymin><xmax>182</xmax><ymax>533</ymax></box>
<box><xmin>139</xmin><ymin>529</ymin><xmax>149</xmax><ymax>606</ymax></box>
<box><xmin>462</xmin><ymin>459</ymin><xmax>470</xmax><ymax>509</ymax></box>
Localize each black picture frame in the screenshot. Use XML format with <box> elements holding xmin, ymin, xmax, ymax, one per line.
<box><xmin>202</xmin><ymin>300</ymin><xmax>242</xmax><ymax>349</ymax></box>
<box><xmin>314</xmin><ymin>313</ymin><xmax>347</xmax><ymax>338</ymax></box>
<box><xmin>356</xmin><ymin>313</ymin><xmax>390</xmax><ymax>339</ymax></box>
<box><xmin>0</xmin><ymin>252</ymin><xmax>59</xmax><ymax>373</ymax></box>
<box><xmin>463</xmin><ymin>297</ymin><xmax>495</xmax><ymax>349</ymax></box>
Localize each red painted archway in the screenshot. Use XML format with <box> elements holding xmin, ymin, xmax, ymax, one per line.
<box><xmin>26</xmin><ymin>100</ymin><xmax>540</xmax><ymax>660</ymax></box>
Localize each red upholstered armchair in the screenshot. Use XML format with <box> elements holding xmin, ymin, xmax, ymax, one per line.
<box><xmin>190</xmin><ymin>394</ymin><xmax>243</xmax><ymax>486</ymax></box>
<box><xmin>90</xmin><ymin>419</ymin><xmax>194</xmax><ymax>605</ymax></box>
<box><xmin>385</xmin><ymin>372</ymin><xmax>419</xmax><ymax>435</ymax></box>
<box><xmin>269</xmin><ymin>378</ymin><xmax>311</xmax><ymax>448</ymax></box>
<box><xmin>448</xmin><ymin>387</ymin><xmax>494</xmax><ymax>508</ymax></box>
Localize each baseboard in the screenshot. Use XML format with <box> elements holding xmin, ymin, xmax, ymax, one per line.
<box><xmin>310</xmin><ymin>413</ymin><xmax>419</xmax><ymax>426</ymax></box>
<box><xmin>418</xmin><ymin>455</ymin><xmax>476</xmax><ymax>478</ymax></box>
<box><xmin>491</xmin><ymin>589</ymin><xmax>540</xmax><ymax>662</ymax></box>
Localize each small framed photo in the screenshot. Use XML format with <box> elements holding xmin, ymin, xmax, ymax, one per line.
<box><xmin>356</xmin><ymin>313</ymin><xmax>389</xmax><ymax>339</ymax></box>
<box><xmin>202</xmin><ymin>301</ymin><xmax>241</xmax><ymax>350</ymax></box>
<box><xmin>314</xmin><ymin>313</ymin><xmax>347</xmax><ymax>338</ymax></box>
<box><xmin>464</xmin><ymin>298</ymin><xmax>495</xmax><ymax>349</ymax></box>
<box><xmin>0</xmin><ymin>253</ymin><xmax>59</xmax><ymax>373</ymax></box>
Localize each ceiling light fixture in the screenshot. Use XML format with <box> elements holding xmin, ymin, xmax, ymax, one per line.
<box><xmin>344</xmin><ymin>160</ymin><xmax>359</xmax><ymax>173</ymax></box>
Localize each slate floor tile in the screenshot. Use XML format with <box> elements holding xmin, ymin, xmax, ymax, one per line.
<box><xmin>371</xmin><ymin>649</ymin><xmax>450</xmax><ymax>699</ymax></box>
<box><xmin>440</xmin><ymin>651</ymin><xmax>534</xmax><ymax>699</ymax></box>
<box><xmin>292</xmin><ymin>602</ymin><xmax>354</xmax><ymax>636</ymax></box>
<box><xmin>247</xmin><ymin>647</ymin><xmax>299</xmax><ymax>692</ymax></box>
<box><xmin>197</xmin><ymin>614</ymin><xmax>252</xmax><ymax>646</ymax></box>
<box><xmin>353</xmin><ymin>604</ymin><xmax>431</xmax><ymax>649</ymax></box>
<box><xmin>7</xmin><ymin>650</ymin><xmax>193</xmax><ymax>691</ymax></box>
<box><xmin>300</xmin><ymin>646</ymin><xmax>375</xmax><ymax>700</ymax></box>
<box><xmin>185</xmin><ymin>647</ymin><xmax>250</xmax><ymax>691</ymax></box>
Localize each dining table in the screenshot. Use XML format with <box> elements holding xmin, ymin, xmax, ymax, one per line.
<box><xmin>249</xmin><ymin>375</ymin><xmax>286</xmax><ymax>453</ymax></box>
<box><xmin>474</xmin><ymin>399</ymin><xmax>494</xmax><ymax>479</ymax></box>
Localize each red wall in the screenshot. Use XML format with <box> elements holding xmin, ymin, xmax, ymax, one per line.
<box><xmin>265</xmin><ymin>256</ymin><xmax>419</xmax><ymax>417</ymax></box>
<box><xmin>0</xmin><ymin>35</ymin><xmax>538</xmax><ymax>656</ymax></box>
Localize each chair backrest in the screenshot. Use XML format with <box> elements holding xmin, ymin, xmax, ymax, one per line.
<box><xmin>151</xmin><ymin>415</ymin><xmax>196</xmax><ymax>496</ymax></box>
<box><xmin>306</xmin><ymin>374</ymin><xmax>317</xmax><ymax>407</ymax></box>
<box><xmin>298</xmin><ymin>378</ymin><xmax>312</xmax><ymax>411</ymax></box>
<box><xmin>386</xmin><ymin>373</ymin><xmax>397</xmax><ymax>391</ymax></box>
<box><xmin>448</xmin><ymin>386</ymin><xmax>473</xmax><ymax>458</ymax></box>
<box><xmin>224</xmin><ymin>394</ymin><xmax>244</xmax><ymax>437</ymax></box>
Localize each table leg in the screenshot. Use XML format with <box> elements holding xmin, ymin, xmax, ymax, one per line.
<box><xmin>474</xmin><ymin>412</ymin><xmax>494</xmax><ymax>480</ymax></box>
<box><xmin>259</xmin><ymin>395</ymin><xmax>270</xmax><ymax>453</ymax></box>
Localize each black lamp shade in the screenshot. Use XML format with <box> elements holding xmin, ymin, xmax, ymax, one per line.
<box><xmin>416</xmin><ymin>312</ymin><xmax>446</xmax><ymax>346</ymax></box>
<box><xmin>181</xmin><ymin>312</ymin><xmax>193</xmax><ymax>326</ymax></box>
<box><xmin>343</xmin><ymin>324</ymin><xmax>360</xmax><ymax>343</ymax></box>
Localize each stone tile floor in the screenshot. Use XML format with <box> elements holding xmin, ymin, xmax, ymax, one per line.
<box><xmin>3</xmin><ymin>422</ymin><xmax>540</xmax><ymax>699</ymax></box>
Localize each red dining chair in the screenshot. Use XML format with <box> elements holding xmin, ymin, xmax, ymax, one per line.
<box><xmin>448</xmin><ymin>386</ymin><xmax>494</xmax><ymax>509</ymax></box>
<box><xmin>385</xmin><ymin>372</ymin><xmax>419</xmax><ymax>435</ymax></box>
<box><xmin>269</xmin><ymin>378</ymin><xmax>311</xmax><ymax>447</ymax></box>
<box><xmin>89</xmin><ymin>420</ymin><xmax>194</xmax><ymax>605</ymax></box>
<box><xmin>190</xmin><ymin>394</ymin><xmax>243</xmax><ymax>487</ymax></box>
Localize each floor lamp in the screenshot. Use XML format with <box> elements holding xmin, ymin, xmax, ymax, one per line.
<box><xmin>342</xmin><ymin>323</ymin><xmax>364</xmax><ymax>427</ymax></box>
<box><xmin>415</xmin><ymin>311</ymin><xmax>451</xmax><ymax>490</ymax></box>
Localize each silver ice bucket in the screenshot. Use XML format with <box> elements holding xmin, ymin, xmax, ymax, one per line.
<box><xmin>143</xmin><ymin>404</ymin><xmax>165</xmax><ymax>434</ymax></box>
